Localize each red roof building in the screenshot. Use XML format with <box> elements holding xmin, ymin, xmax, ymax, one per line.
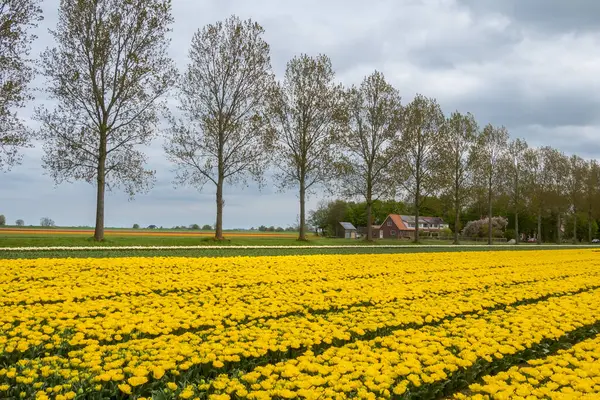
<box><xmin>378</xmin><ymin>214</ymin><xmax>449</xmax><ymax>239</ymax></box>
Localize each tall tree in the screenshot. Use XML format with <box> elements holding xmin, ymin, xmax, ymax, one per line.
<box><xmin>395</xmin><ymin>94</ymin><xmax>444</xmax><ymax>242</ymax></box>
<box><xmin>438</xmin><ymin>111</ymin><xmax>478</xmax><ymax>244</ymax></box>
<box><xmin>545</xmin><ymin>149</ymin><xmax>569</xmax><ymax>244</ymax></box>
<box><xmin>525</xmin><ymin>146</ymin><xmax>552</xmax><ymax>244</ymax></box>
<box><xmin>583</xmin><ymin>159</ymin><xmax>600</xmax><ymax>243</ymax></box>
<box><xmin>36</xmin><ymin>0</ymin><xmax>177</xmax><ymax>240</ymax></box>
<box><xmin>566</xmin><ymin>154</ymin><xmax>586</xmax><ymax>243</ymax></box>
<box><xmin>504</xmin><ymin>138</ymin><xmax>528</xmax><ymax>244</ymax></box>
<box><xmin>267</xmin><ymin>54</ymin><xmax>344</xmax><ymax>241</ymax></box>
<box><xmin>337</xmin><ymin>71</ymin><xmax>401</xmax><ymax>240</ymax></box>
<box><xmin>0</xmin><ymin>0</ymin><xmax>42</xmax><ymax>171</ymax></box>
<box><xmin>474</xmin><ymin>123</ymin><xmax>508</xmax><ymax>245</ymax></box>
<box><xmin>164</xmin><ymin>16</ymin><xmax>275</xmax><ymax>240</ymax></box>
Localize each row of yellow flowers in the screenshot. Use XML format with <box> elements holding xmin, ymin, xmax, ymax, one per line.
<box><xmin>200</xmin><ymin>289</ymin><xmax>600</xmax><ymax>399</ymax></box>
<box><xmin>454</xmin><ymin>334</ymin><xmax>600</xmax><ymax>399</ymax></box>
<box><xmin>2</xmin><ymin>251</ymin><xmax>598</xmax><ymax>359</ymax></box>
<box><xmin>2</xmin><ymin>265</ymin><xmax>598</xmax><ymax>388</ymax></box>
<box><xmin>4</xmin><ymin>251</ymin><xmax>592</xmax><ymax>305</ymax></box>
<box><xmin>3</xmin><ymin>260</ymin><xmax>598</xmax><ymax>361</ymax></box>
<box><xmin>1</xmin><ymin>250</ymin><xmax>599</xmax><ymax>399</ymax></box>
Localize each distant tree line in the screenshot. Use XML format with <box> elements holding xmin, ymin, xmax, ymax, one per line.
<box><xmin>0</xmin><ymin>215</ymin><xmax>56</xmax><ymax>227</ymax></box>
<box><xmin>309</xmin><ymin>191</ymin><xmax>600</xmax><ymax>244</ymax></box>
<box><xmin>2</xmin><ymin>5</ymin><xmax>599</xmax><ymax>243</ymax></box>
<box><xmin>254</xmin><ymin>225</ymin><xmax>297</xmax><ymax>232</ymax></box>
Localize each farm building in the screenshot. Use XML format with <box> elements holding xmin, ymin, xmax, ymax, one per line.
<box><xmin>357</xmin><ymin>225</ymin><xmax>382</xmax><ymax>239</ymax></box>
<box><xmin>337</xmin><ymin>222</ymin><xmax>357</xmax><ymax>239</ymax></box>
<box><xmin>378</xmin><ymin>214</ymin><xmax>448</xmax><ymax>239</ymax></box>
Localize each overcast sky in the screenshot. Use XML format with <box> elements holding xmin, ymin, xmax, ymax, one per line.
<box><xmin>2</xmin><ymin>0</ymin><xmax>600</xmax><ymax>229</ymax></box>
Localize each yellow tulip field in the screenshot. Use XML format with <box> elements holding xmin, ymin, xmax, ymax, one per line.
<box><xmin>1</xmin><ymin>250</ymin><xmax>600</xmax><ymax>399</ymax></box>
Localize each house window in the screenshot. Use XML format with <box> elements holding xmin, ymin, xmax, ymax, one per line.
<box><xmin>387</xmin><ymin>220</ymin><xmax>392</xmax><ymax>226</ymax></box>
<box><xmin>390</xmin><ymin>230</ymin><xmax>396</xmax><ymax>236</ymax></box>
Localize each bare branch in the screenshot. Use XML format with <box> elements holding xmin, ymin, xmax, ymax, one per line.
<box><xmin>0</xmin><ymin>0</ymin><xmax>42</xmax><ymax>171</ymax></box>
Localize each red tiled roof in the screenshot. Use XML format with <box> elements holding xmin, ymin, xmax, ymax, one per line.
<box><xmin>388</xmin><ymin>214</ymin><xmax>410</xmax><ymax>230</ymax></box>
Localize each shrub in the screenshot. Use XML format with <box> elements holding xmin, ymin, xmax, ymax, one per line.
<box><xmin>440</xmin><ymin>227</ymin><xmax>452</xmax><ymax>237</ymax></box>
<box><xmin>462</xmin><ymin>216</ymin><xmax>507</xmax><ymax>238</ymax></box>
<box><xmin>505</xmin><ymin>228</ymin><xmax>516</xmax><ymax>241</ymax></box>
<box><xmin>40</xmin><ymin>217</ymin><xmax>55</xmax><ymax>227</ymax></box>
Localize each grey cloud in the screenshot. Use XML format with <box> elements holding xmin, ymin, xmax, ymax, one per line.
<box><xmin>2</xmin><ymin>0</ymin><xmax>600</xmax><ymax>228</ymax></box>
<box><xmin>407</xmin><ymin>28</ymin><xmax>523</xmax><ymax>70</ymax></box>
<box><xmin>455</xmin><ymin>85</ymin><xmax>600</xmax><ymax>129</ymax></box>
<box><xmin>459</xmin><ymin>0</ymin><xmax>600</xmax><ymax>34</ymax></box>
<box><xmin>512</xmin><ymin>125</ymin><xmax>600</xmax><ymax>159</ymax></box>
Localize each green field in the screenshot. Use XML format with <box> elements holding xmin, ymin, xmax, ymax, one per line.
<box><xmin>1</xmin><ymin>228</ymin><xmax>595</xmax><ymax>259</ymax></box>
<box><xmin>0</xmin><ymin>232</ymin><xmax>309</xmax><ymax>247</ymax></box>
<box><xmin>2</xmin><ymin>245</ymin><xmax>592</xmax><ymax>259</ymax></box>
<box><xmin>0</xmin><ymin>233</ymin><xmax>515</xmax><ymax>246</ymax></box>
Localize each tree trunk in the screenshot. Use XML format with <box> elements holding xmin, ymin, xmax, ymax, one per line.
<box><xmin>556</xmin><ymin>212</ymin><xmax>561</xmax><ymax>244</ymax></box>
<box><xmin>589</xmin><ymin>208</ymin><xmax>593</xmax><ymax>244</ymax></box>
<box><xmin>366</xmin><ymin>202</ymin><xmax>372</xmax><ymax>241</ymax></box>
<box><xmin>454</xmin><ymin>192</ymin><xmax>460</xmax><ymax>244</ymax></box>
<box><xmin>94</xmin><ymin>168</ymin><xmax>106</xmax><ymax>241</ymax></box>
<box><xmin>414</xmin><ymin>183</ymin><xmax>420</xmax><ymax>243</ymax></box>
<box><xmin>93</xmin><ymin>138</ymin><xmax>107</xmax><ymax>241</ymax></box>
<box><xmin>515</xmin><ymin>210</ymin><xmax>519</xmax><ymax>245</ymax></box>
<box><xmin>487</xmin><ymin>176</ymin><xmax>492</xmax><ymax>245</ymax></box>
<box><xmin>537</xmin><ymin>209</ymin><xmax>542</xmax><ymax>245</ymax></box>
<box><xmin>414</xmin><ymin>200</ymin><xmax>420</xmax><ymax>243</ymax></box>
<box><xmin>215</xmin><ymin>130</ymin><xmax>225</xmax><ymax>241</ymax></box>
<box><xmin>573</xmin><ymin>209</ymin><xmax>577</xmax><ymax>244</ymax></box>
<box><xmin>453</xmin><ymin>167</ymin><xmax>460</xmax><ymax>244</ymax></box>
<box><xmin>514</xmin><ymin>167</ymin><xmax>519</xmax><ymax>245</ymax></box>
<box><xmin>366</xmin><ymin>182</ymin><xmax>372</xmax><ymax>241</ymax></box>
<box><xmin>215</xmin><ymin>176</ymin><xmax>224</xmax><ymax>240</ymax></box>
<box><xmin>453</xmin><ymin>207</ymin><xmax>460</xmax><ymax>245</ymax></box>
<box><xmin>298</xmin><ymin>180</ymin><xmax>306</xmax><ymax>241</ymax></box>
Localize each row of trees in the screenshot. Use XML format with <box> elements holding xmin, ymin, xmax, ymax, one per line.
<box><xmin>0</xmin><ymin>215</ymin><xmax>54</xmax><ymax>227</ymax></box>
<box><xmin>2</xmin><ymin>1</ymin><xmax>600</xmax><ymax>243</ymax></box>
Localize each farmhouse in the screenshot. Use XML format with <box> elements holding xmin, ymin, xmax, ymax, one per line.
<box><xmin>378</xmin><ymin>214</ymin><xmax>449</xmax><ymax>239</ymax></box>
